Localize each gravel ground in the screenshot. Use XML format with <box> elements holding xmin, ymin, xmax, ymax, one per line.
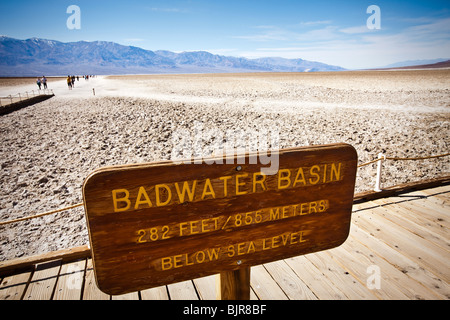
<box><xmin>0</xmin><ymin>70</ymin><xmax>449</xmax><ymax>261</ymax></box>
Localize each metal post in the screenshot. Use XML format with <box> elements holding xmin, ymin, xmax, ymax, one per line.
<box><xmin>374</xmin><ymin>153</ymin><xmax>385</xmax><ymax>192</ymax></box>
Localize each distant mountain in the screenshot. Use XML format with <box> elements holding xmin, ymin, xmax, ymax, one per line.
<box><xmin>389</xmin><ymin>59</ymin><xmax>450</xmax><ymax>70</ymax></box>
<box><xmin>0</xmin><ymin>36</ymin><xmax>345</xmax><ymax>76</ymax></box>
<box><xmin>378</xmin><ymin>58</ymin><xmax>450</xmax><ymax>69</ymax></box>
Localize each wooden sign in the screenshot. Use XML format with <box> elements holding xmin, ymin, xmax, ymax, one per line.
<box><xmin>83</xmin><ymin>143</ymin><xmax>357</xmax><ymax>295</ymax></box>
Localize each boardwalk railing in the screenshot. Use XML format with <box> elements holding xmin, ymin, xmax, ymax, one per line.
<box><xmin>0</xmin><ymin>151</ymin><xmax>448</xmax><ymax>227</ymax></box>
<box><xmin>0</xmin><ymin>89</ymin><xmax>54</xmax><ymax>107</ymax></box>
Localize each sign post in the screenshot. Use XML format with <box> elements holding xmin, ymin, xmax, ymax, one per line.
<box><xmin>83</xmin><ymin>143</ymin><xmax>357</xmax><ymax>297</ymax></box>
<box><xmin>218</xmin><ymin>268</ymin><xmax>251</xmax><ymax>300</ymax></box>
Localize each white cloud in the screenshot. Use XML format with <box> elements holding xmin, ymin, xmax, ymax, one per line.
<box><xmin>124</xmin><ymin>38</ymin><xmax>145</xmax><ymax>43</ymax></box>
<box><xmin>339</xmin><ymin>25</ymin><xmax>372</xmax><ymax>34</ymax></box>
<box><xmin>298</xmin><ymin>20</ymin><xmax>333</xmax><ymax>26</ymax></box>
<box><xmin>230</xmin><ymin>17</ymin><xmax>450</xmax><ymax>69</ymax></box>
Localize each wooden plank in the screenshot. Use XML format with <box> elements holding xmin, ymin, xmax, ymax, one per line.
<box><xmin>53</xmin><ymin>259</ymin><xmax>87</xmax><ymax>300</ymax></box>
<box><xmin>82</xmin><ymin>259</ymin><xmax>110</xmax><ymax>300</ymax></box>
<box><xmin>373</xmin><ymin>198</ymin><xmax>449</xmax><ymax>238</ymax></box>
<box><xmin>409</xmin><ymin>190</ymin><xmax>449</xmax><ymax>209</ymax></box>
<box><xmin>192</xmin><ymin>275</ymin><xmax>216</xmax><ymax>300</ymax></box>
<box><xmin>350</xmin><ymin>223</ymin><xmax>449</xmax><ymax>299</ymax></box>
<box><xmin>341</xmin><ymin>230</ymin><xmax>439</xmax><ymax>300</ymax></box>
<box><xmin>111</xmin><ymin>291</ymin><xmax>139</xmax><ymax>300</ymax></box>
<box><xmin>0</xmin><ymin>245</ymin><xmax>90</xmax><ymax>277</ymax></box>
<box><xmin>368</xmin><ymin>200</ymin><xmax>450</xmax><ymax>251</ymax></box>
<box><xmin>140</xmin><ymin>286</ymin><xmax>169</xmax><ymax>300</ymax></box>
<box><xmin>285</xmin><ymin>255</ymin><xmax>346</xmax><ymax>300</ymax></box>
<box><xmin>83</xmin><ymin>143</ymin><xmax>357</xmax><ymax>295</ymax></box>
<box><xmin>327</xmin><ymin>245</ymin><xmax>410</xmax><ymax>300</ymax></box>
<box><xmin>263</xmin><ymin>260</ymin><xmax>318</xmax><ymax>300</ymax></box>
<box><xmin>250</xmin><ymin>265</ymin><xmax>288</xmax><ymax>300</ymax></box>
<box><xmin>353</xmin><ymin>204</ymin><xmax>450</xmax><ymax>283</ymax></box>
<box><xmin>167</xmin><ymin>280</ymin><xmax>199</xmax><ymax>300</ymax></box>
<box><xmin>379</xmin><ymin>196</ymin><xmax>450</xmax><ymax>228</ymax></box>
<box><xmin>23</xmin><ymin>260</ymin><xmax>61</xmax><ymax>300</ymax></box>
<box><xmin>399</xmin><ymin>197</ymin><xmax>450</xmax><ymax>220</ymax></box>
<box><xmin>420</xmin><ymin>185</ymin><xmax>450</xmax><ymax>201</ymax></box>
<box><xmin>0</xmin><ymin>270</ymin><xmax>32</xmax><ymax>300</ymax></box>
<box><xmin>306</xmin><ymin>249</ymin><xmax>379</xmax><ymax>300</ymax></box>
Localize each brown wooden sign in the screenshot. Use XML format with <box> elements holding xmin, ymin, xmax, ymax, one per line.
<box><xmin>83</xmin><ymin>143</ymin><xmax>357</xmax><ymax>295</ymax></box>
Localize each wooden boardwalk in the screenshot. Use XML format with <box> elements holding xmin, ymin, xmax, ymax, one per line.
<box><xmin>1</xmin><ymin>184</ymin><xmax>449</xmax><ymax>300</ymax></box>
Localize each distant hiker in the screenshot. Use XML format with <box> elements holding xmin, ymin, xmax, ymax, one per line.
<box><xmin>67</xmin><ymin>76</ymin><xmax>72</xmax><ymax>90</ymax></box>
<box><xmin>42</xmin><ymin>76</ymin><xmax>47</xmax><ymax>89</ymax></box>
<box><xmin>36</xmin><ymin>77</ymin><xmax>41</xmax><ymax>90</ymax></box>
<box><xmin>77</xmin><ymin>75</ymin><xmax>79</xmax><ymax>81</ymax></box>
<box><xmin>71</xmin><ymin>75</ymin><xmax>75</xmax><ymax>87</ymax></box>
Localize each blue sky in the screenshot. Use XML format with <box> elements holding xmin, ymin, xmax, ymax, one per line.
<box><xmin>1</xmin><ymin>0</ymin><xmax>449</xmax><ymax>69</ymax></box>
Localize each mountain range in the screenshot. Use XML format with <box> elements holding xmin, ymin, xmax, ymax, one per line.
<box><xmin>0</xmin><ymin>36</ymin><xmax>346</xmax><ymax>76</ymax></box>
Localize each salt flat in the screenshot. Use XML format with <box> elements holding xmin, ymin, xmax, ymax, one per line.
<box><xmin>0</xmin><ymin>70</ymin><xmax>448</xmax><ymax>261</ymax></box>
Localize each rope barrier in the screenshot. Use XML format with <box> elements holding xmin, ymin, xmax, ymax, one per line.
<box><xmin>357</xmin><ymin>152</ymin><xmax>450</xmax><ymax>168</ymax></box>
<box><xmin>0</xmin><ymin>203</ymin><xmax>83</xmax><ymax>227</ymax></box>
<box><xmin>0</xmin><ymin>151</ymin><xmax>448</xmax><ymax>227</ymax></box>
<box><xmin>357</xmin><ymin>158</ymin><xmax>380</xmax><ymax>168</ymax></box>
<box><xmin>386</xmin><ymin>153</ymin><xmax>450</xmax><ymax>161</ymax></box>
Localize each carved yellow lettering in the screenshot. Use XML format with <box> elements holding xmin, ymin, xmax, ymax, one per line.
<box><xmin>201</xmin><ymin>219</ymin><xmax>209</xmax><ymax>233</ymax></box>
<box><xmin>293</xmin><ymin>168</ymin><xmax>306</xmax><ymax>187</ymax></box>
<box><xmin>262</xmin><ymin>238</ymin><xmax>270</xmax><ymax>250</ymax></box>
<box><xmin>186</xmin><ymin>254</ymin><xmax>194</xmax><ymax>266</ymax></box>
<box><xmin>281</xmin><ymin>234</ymin><xmax>289</xmax><ymax>246</ymax></box>
<box><xmin>212</xmin><ymin>217</ymin><xmax>220</xmax><ymax>230</ymax></box>
<box><xmin>207</xmin><ymin>248</ymin><xmax>220</xmax><ymax>260</ymax></box>
<box><xmin>134</xmin><ymin>186</ymin><xmax>152</xmax><ymax>210</ymax></box>
<box><xmin>269</xmin><ymin>207</ymin><xmax>280</xmax><ymax>220</ymax></box>
<box><xmin>300</xmin><ymin>203</ymin><xmax>308</xmax><ymax>215</ymax></box>
<box><xmin>155</xmin><ymin>184</ymin><xmax>172</xmax><ymax>206</ymax></box>
<box><xmin>271</xmin><ymin>236</ymin><xmax>280</xmax><ymax>248</ymax></box>
<box><xmin>278</xmin><ymin>169</ymin><xmax>291</xmax><ymax>189</ymax></box>
<box><xmin>247</xmin><ymin>241</ymin><xmax>256</xmax><ymax>254</ymax></box>
<box><xmin>331</xmin><ymin>163</ymin><xmax>342</xmax><ymax>181</ymax></box>
<box><xmin>112</xmin><ymin>189</ymin><xmax>131</xmax><ymax>213</ymax></box>
<box><xmin>196</xmin><ymin>251</ymin><xmax>205</xmax><ymax>263</ymax></box>
<box><xmin>201</xmin><ymin>178</ymin><xmax>216</xmax><ymax>200</ymax></box>
<box><xmin>299</xmin><ymin>231</ymin><xmax>307</xmax><ymax>243</ymax></box>
<box><xmin>282</xmin><ymin>206</ymin><xmax>289</xmax><ymax>218</ymax></box>
<box><xmin>190</xmin><ymin>220</ymin><xmax>200</xmax><ymax>234</ymax></box>
<box><xmin>319</xmin><ymin>200</ymin><xmax>328</xmax><ymax>212</ymax></box>
<box><xmin>309</xmin><ymin>201</ymin><xmax>318</xmax><ymax>213</ymax></box>
<box><xmin>237</xmin><ymin>242</ymin><xmax>247</xmax><ymax>255</ymax></box>
<box><xmin>174</xmin><ymin>180</ymin><xmax>197</xmax><ymax>203</ymax></box>
<box><xmin>227</xmin><ymin>245</ymin><xmax>235</xmax><ymax>257</ymax></box>
<box><xmin>309</xmin><ymin>165</ymin><xmax>320</xmax><ymax>185</ymax></box>
<box><xmin>161</xmin><ymin>257</ymin><xmax>173</xmax><ymax>271</ymax></box>
<box><xmin>179</xmin><ymin>222</ymin><xmax>189</xmax><ymax>236</ymax></box>
<box><xmin>173</xmin><ymin>254</ymin><xmax>183</xmax><ymax>268</ymax></box>
<box><xmin>219</xmin><ymin>176</ymin><xmax>232</xmax><ymax>197</ymax></box>
<box><xmin>235</xmin><ymin>174</ymin><xmax>248</xmax><ymax>196</ymax></box>
<box><xmin>252</xmin><ymin>172</ymin><xmax>267</xmax><ymax>193</ymax></box>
